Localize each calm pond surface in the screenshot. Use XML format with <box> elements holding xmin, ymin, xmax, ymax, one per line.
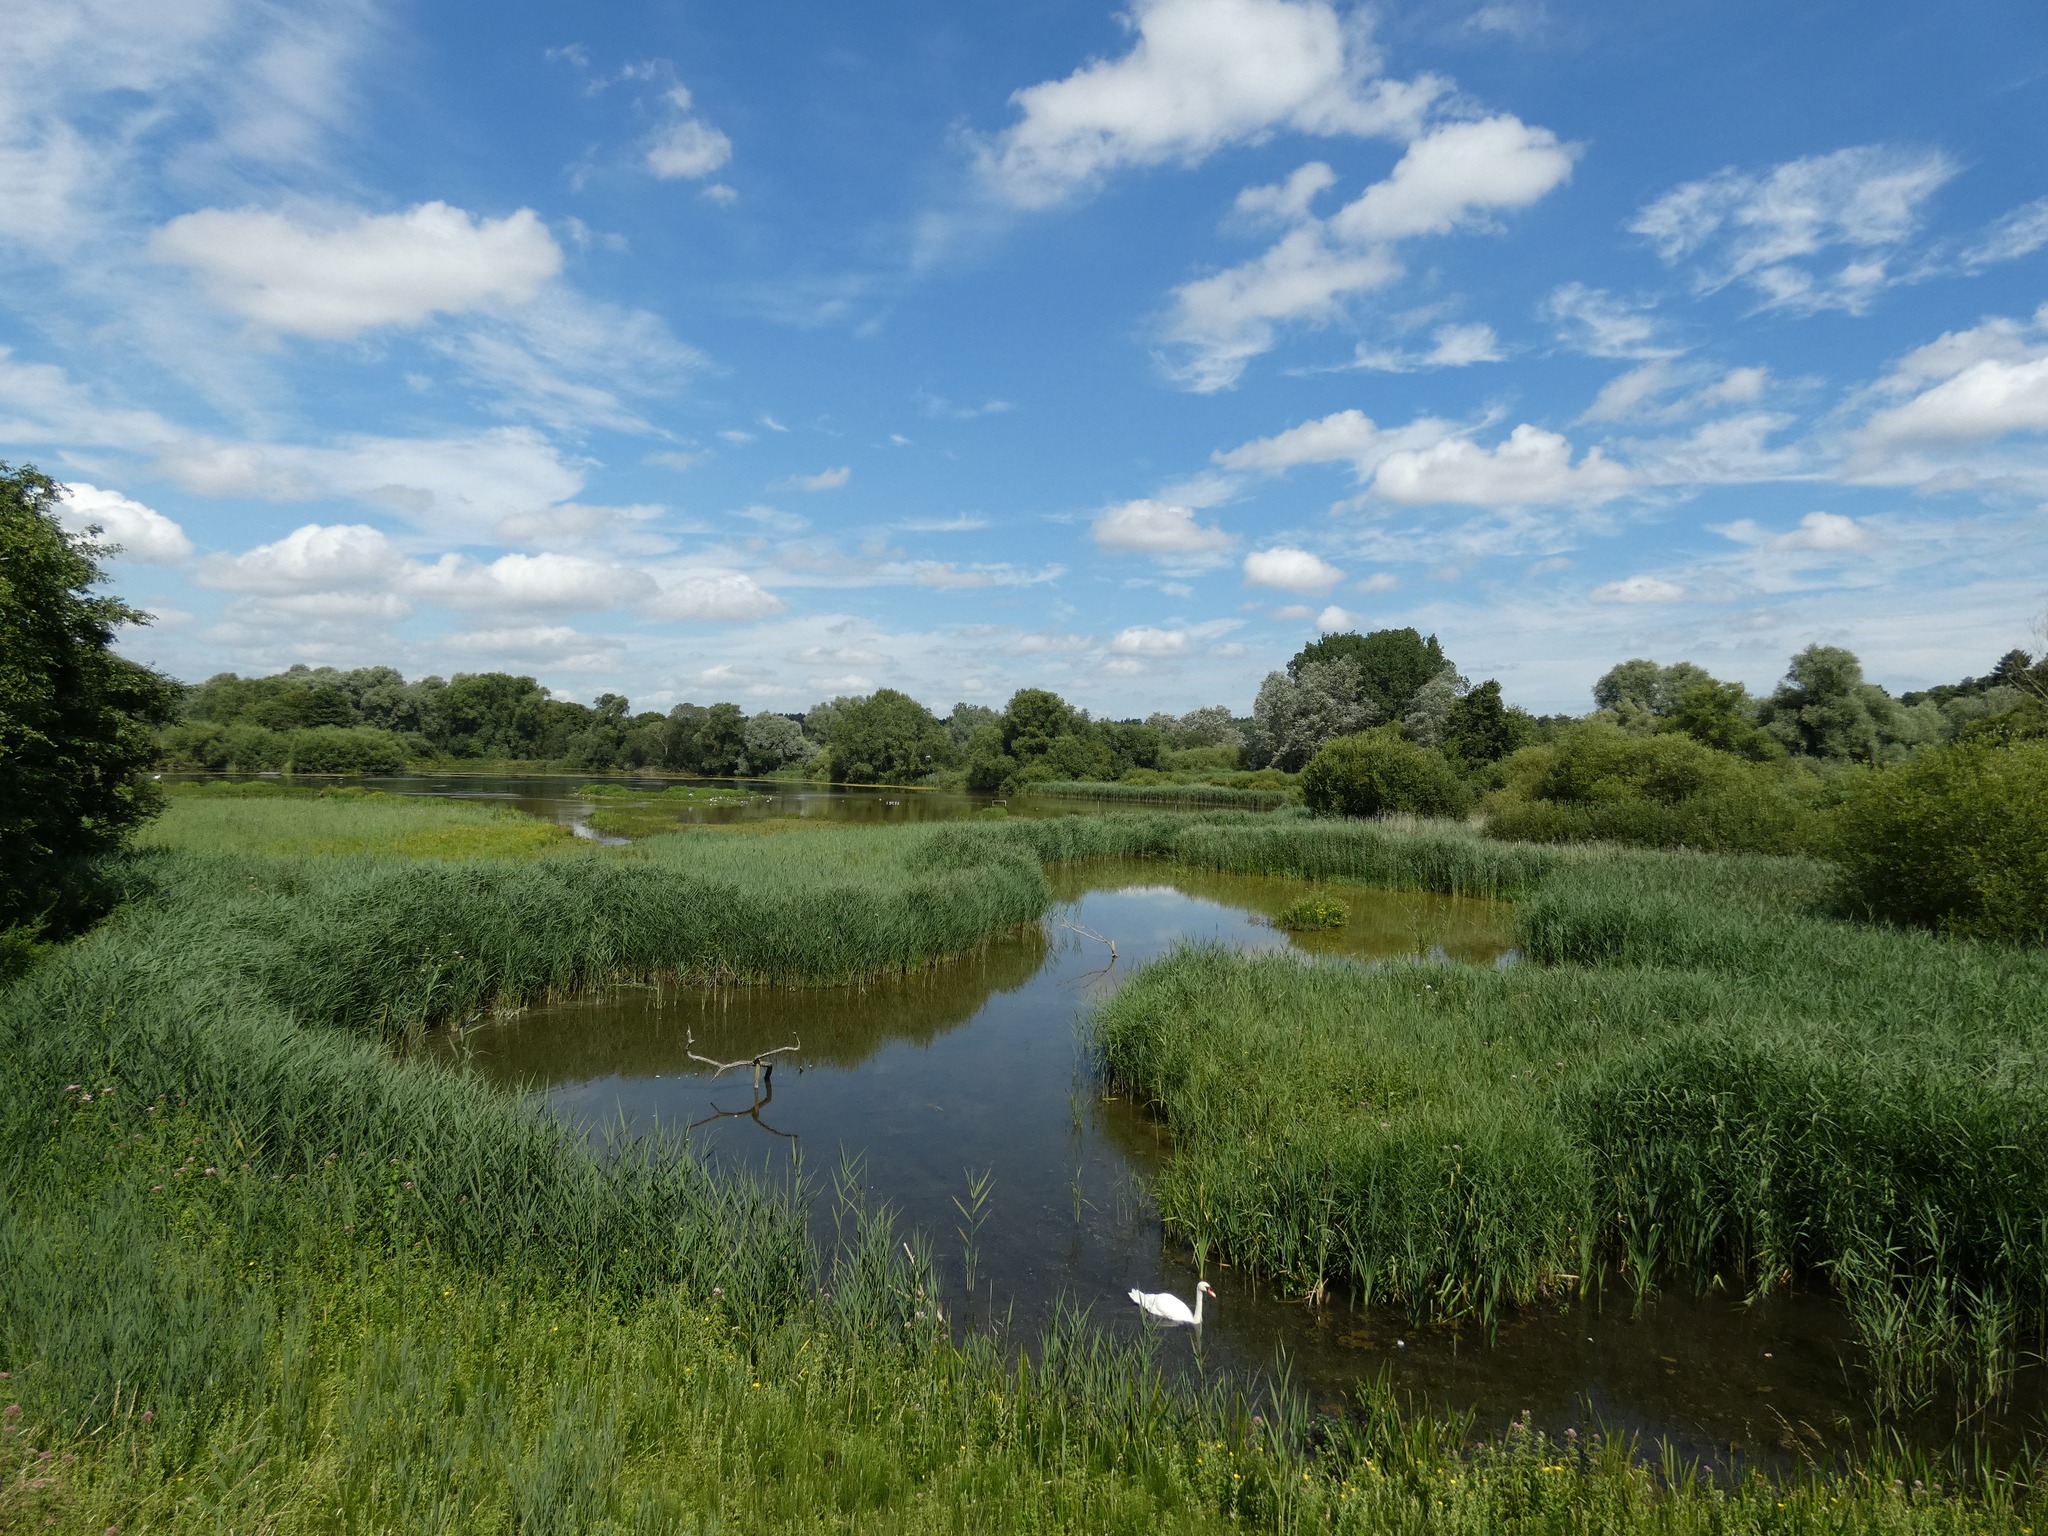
<box><xmin>438</xmin><ymin>858</ymin><xmax>2045</xmax><ymax>1467</ymax></box>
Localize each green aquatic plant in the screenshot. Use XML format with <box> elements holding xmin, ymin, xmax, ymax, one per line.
<box><xmin>1274</xmin><ymin>893</ymin><xmax>1350</xmax><ymax>930</ymax></box>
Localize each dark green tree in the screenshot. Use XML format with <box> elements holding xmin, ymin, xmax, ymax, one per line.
<box><xmin>1441</xmin><ymin>679</ymin><xmax>1533</xmax><ymax>767</ymax></box>
<box><xmin>2</xmin><ymin>466</ymin><xmax>180</xmax><ymax>931</ymax></box>
<box><xmin>1288</xmin><ymin>628</ymin><xmax>1449</xmax><ymax>719</ymax></box>
<box><xmin>825</xmin><ymin>690</ymin><xmax>956</xmax><ymax>784</ymax></box>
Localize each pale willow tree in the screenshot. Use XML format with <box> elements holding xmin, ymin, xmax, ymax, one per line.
<box><xmin>1146</xmin><ymin>704</ymin><xmax>1244</xmax><ymax>751</ymax></box>
<box><xmin>740</xmin><ymin>711</ymin><xmax>815</xmax><ymax>773</ymax></box>
<box><xmin>1248</xmin><ymin>659</ymin><xmax>1380</xmax><ymax>771</ymax></box>
<box><xmin>1400</xmin><ymin>664</ymin><xmax>1471</xmax><ymax>749</ymax></box>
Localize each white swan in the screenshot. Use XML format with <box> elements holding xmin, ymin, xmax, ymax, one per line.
<box><xmin>1128</xmin><ymin>1280</ymin><xmax>1215</xmax><ymax>1327</ymax></box>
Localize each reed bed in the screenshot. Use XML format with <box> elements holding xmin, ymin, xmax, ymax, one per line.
<box><xmin>1094</xmin><ymin>848</ymin><xmax>2048</xmax><ymax>1412</ymax></box>
<box><xmin>1024</xmin><ymin>780</ymin><xmax>1295</xmax><ymax>810</ymax></box>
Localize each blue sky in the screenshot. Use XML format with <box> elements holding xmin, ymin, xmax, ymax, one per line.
<box><xmin>4</xmin><ymin>0</ymin><xmax>2046</xmax><ymax>715</ymax></box>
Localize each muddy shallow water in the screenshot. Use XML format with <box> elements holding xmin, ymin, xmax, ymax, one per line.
<box><xmin>440</xmin><ymin>860</ymin><xmax>2045</xmax><ymax>1467</ymax></box>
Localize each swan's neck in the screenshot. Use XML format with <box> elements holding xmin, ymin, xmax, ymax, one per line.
<box><xmin>1192</xmin><ymin>1287</ymin><xmax>1204</xmax><ymax>1326</ymax></box>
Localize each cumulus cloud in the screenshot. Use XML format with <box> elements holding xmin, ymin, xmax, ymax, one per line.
<box><xmin>1110</xmin><ymin>625</ymin><xmax>1192</xmax><ymax>655</ymax></box>
<box><xmin>1370</xmin><ymin>424</ymin><xmax>1637</xmax><ymax>507</ymax></box>
<box><xmin>1843</xmin><ymin>306</ymin><xmax>2048</xmax><ymax>482</ymax></box>
<box><xmin>1243</xmin><ymin>545</ymin><xmax>1344</xmax><ymax>591</ymax></box>
<box><xmin>1165</xmin><ymin>116</ymin><xmax>1575</xmax><ymax>388</ymax></box>
<box><xmin>641</xmin><ymin>571</ymin><xmax>784</xmax><ymax>621</ymax></box>
<box><xmin>1590</xmin><ymin>574</ymin><xmax>1685</xmax><ymax>604</ymax></box>
<box><xmin>150</xmin><ymin>202</ymin><xmax>562</xmax><ymax>338</ymax></box>
<box><xmin>197</xmin><ymin>522</ymin><xmax>403</xmax><ymax>593</ymax></box>
<box><xmin>1091</xmin><ymin>498</ymin><xmax>1234</xmax><ymax>559</ymax></box>
<box><xmin>645</xmin><ymin>87</ymin><xmax>733</xmax><ymax>179</ymax></box>
<box><xmin>981</xmin><ymin>0</ymin><xmax>1437</xmax><ymax>207</ymax></box>
<box><xmin>1315</xmin><ymin>604</ymin><xmax>1354</xmax><ymax>630</ymax></box>
<box><xmin>410</xmin><ymin>551</ymin><xmax>656</xmax><ymax>612</ymax></box>
<box><xmin>442</xmin><ymin>625</ymin><xmax>623</xmax><ymax>664</ymax></box>
<box><xmin>56</xmin><ymin>483</ymin><xmax>192</xmax><ymax>563</ymax></box>
<box><xmin>1630</xmin><ymin>145</ymin><xmax>1956</xmax><ymax>313</ymax></box>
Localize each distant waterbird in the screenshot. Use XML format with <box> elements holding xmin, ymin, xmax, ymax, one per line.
<box><xmin>1128</xmin><ymin>1280</ymin><xmax>1215</xmax><ymax>1327</ymax></box>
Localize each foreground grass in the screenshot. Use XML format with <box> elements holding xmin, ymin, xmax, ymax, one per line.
<box><xmin>3</xmin><ymin>797</ymin><xmax>2042</xmax><ymax>1528</ymax></box>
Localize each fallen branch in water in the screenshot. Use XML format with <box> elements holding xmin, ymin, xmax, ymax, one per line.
<box><xmin>1061</xmin><ymin>921</ymin><xmax>1117</xmax><ymax>961</ymax></box>
<box><xmin>684</xmin><ymin>1031</ymin><xmax>802</xmax><ymax>1089</ymax></box>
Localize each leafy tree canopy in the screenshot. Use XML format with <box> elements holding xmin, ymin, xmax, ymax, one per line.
<box><xmin>1288</xmin><ymin>628</ymin><xmax>1449</xmax><ymax>719</ymax></box>
<box><xmin>1</xmin><ymin>466</ymin><xmax>180</xmax><ymax>931</ymax></box>
<box><xmin>826</xmin><ymin>689</ymin><xmax>957</xmax><ymax>785</ymax></box>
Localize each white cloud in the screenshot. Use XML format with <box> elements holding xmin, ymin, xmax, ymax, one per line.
<box><xmin>1166</xmin><ymin>116</ymin><xmax>1574</xmax><ymax>388</ymax></box>
<box><xmin>981</xmin><ymin>0</ymin><xmax>1438</xmax><ymax>207</ymax></box>
<box><xmin>1329</xmin><ymin>115</ymin><xmax>1575</xmax><ymax>242</ymax></box>
<box><xmin>1243</xmin><ymin>545</ymin><xmax>1344</xmax><ymax>591</ymax></box>
<box><xmin>1861</xmin><ymin>356</ymin><xmax>2048</xmax><ymax>449</ymax></box>
<box><xmin>1542</xmin><ymin>283</ymin><xmax>1675</xmax><ymax>359</ymax></box>
<box><xmin>197</xmin><ymin>523</ymin><xmax>402</xmax><ymax>593</ymax></box>
<box><xmin>1111</xmin><ymin>625</ymin><xmax>1191</xmax><ymax>656</ymax></box>
<box><xmin>880</xmin><ymin>560</ymin><xmax>1065</xmax><ymax>589</ymax></box>
<box><xmin>1214</xmin><ymin>406</ymin><xmax>1458</xmax><ymax>478</ymax></box>
<box><xmin>1349</xmin><ymin>321</ymin><xmax>1503</xmax><ymax>372</ymax></box>
<box><xmin>443</xmin><ymin>625</ymin><xmax>623</xmax><ymax>664</ymax></box>
<box><xmin>1165</xmin><ymin>226</ymin><xmax>1401</xmax><ymax>391</ymax></box>
<box><xmin>1631</xmin><ymin>145</ymin><xmax>1957</xmax><ymax>313</ymax></box>
<box><xmin>1590</xmin><ymin>575</ymin><xmax>1685</xmax><ymax>604</ymax></box>
<box><xmin>1315</xmin><ymin>604</ymin><xmax>1354</xmax><ymax>630</ymax></box>
<box><xmin>1371</xmin><ymin>423</ymin><xmax>1637</xmax><ymax>507</ymax></box>
<box><xmin>158</xmin><ymin>427</ymin><xmax>584</xmax><ymax>540</ymax></box>
<box><xmin>789</xmin><ymin>466</ymin><xmax>852</xmax><ymax>491</ymax></box>
<box><xmin>150</xmin><ymin>202</ymin><xmax>562</xmax><ymax>338</ymax></box>
<box><xmin>642</xmin><ymin>571</ymin><xmax>784</xmax><ymax>621</ymax></box>
<box><xmin>646</xmin><ymin>87</ymin><xmax>733</xmax><ymax>180</ymax></box>
<box><xmin>1714</xmin><ymin>511</ymin><xmax>1871</xmax><ymax>555</ymax></box>
<box><xmin>56</xmin><ymin>483</ymin><xmax>192</xmax><ymax>564</ymax></box>
<box><xmin>1963</xmin><ymin>197</ymin><xmax>2048</xmax><ymax>270</ymax></box>
<box><xmin>1578</xmin><ymin>361</ymin><xmax>1772</xmax><ymax>424</ymax></box>
<box><xmin>1355</xmin><ymin>571</ymin><xmax>1398</xmax><ymax>592</ymax></box>
<box><xmin>409</xmin><ymin>551</ymin><xmax>656</xmax><ymax>612</ymax></box>
<box><xmin>1091</xmin><ymin>498</ymin><xmax>1234</xmax><ymax>558</ymax></box>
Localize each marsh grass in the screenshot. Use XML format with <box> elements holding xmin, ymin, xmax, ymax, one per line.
<box><xmin>1094</xmin><ymin>845</ymin><xmax>2048</xmax><ymax>1413</ymax></box>
<box><xmin>1026</xmin><ymin>781</ymin><xmax>1295</xmax><ymax>810</ymax></box>
<box><xmin>139</xmin><ymin>793</ymin><xmax>578</xmax><ymax>860</ymax></box>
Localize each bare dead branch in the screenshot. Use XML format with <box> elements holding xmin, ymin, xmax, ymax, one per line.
<box><xmin>1060</xmin><ymin>921</ymin><xmax>1117</xmax><ymax>961</ymax></box>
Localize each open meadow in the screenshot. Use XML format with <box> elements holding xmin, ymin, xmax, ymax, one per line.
<box><xmin>2</xmin><ymin>792</ymin><xmax>2043</xmax><ymax>1530</ymax></box>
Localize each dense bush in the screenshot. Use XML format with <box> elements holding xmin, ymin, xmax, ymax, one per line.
<box><xmin>285</xmin><ymin>724</ymin><xmax>409</xmax><ymax>774</ymax></box>
<box><xmin>1481</xmin><ymin>723</ymin><xmax>1828</xmax><ymax>854</ymax></box>
<box><xmin>1300</xmin><ymin>728</ymin><xmax>1469</xmax><ymax>819</ymax></box>
<box><xmin>1829</xmin><ymin>737</ymin><xmax>2048</xmax><ymax>943</ymax></box>
<box><xmin>1</xmin><ymin>466</ymin><xmax>179</xmax><ymax>932</ymax></box>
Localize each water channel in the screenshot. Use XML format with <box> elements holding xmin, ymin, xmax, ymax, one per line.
<box><xmin>406</xmin><ymin>798</ymin><xmax>2047</xmax><ymax>1470</ymax></box>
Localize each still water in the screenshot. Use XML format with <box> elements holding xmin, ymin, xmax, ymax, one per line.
<box><xmin>438</xmin><ymin>858</ymin><xmax>2039</xmax><ymax>1466</ymax></box>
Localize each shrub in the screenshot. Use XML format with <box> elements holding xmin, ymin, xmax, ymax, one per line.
<box><xmin>1829</xmin><ymin>737</ymin><xmax>2048</xmax><ymax>942</ymax></box>
<box><xmin>1300</xmin><ymin>728</ymin><xmax>1469</xmax><ymax>819</ymax></box>
<box><xmin>1481</xmin><ymin>723</ymin><xmax>1825</xmax><ymax>854</ymax></box>
<box><xmin>286</xmin><ymin>725</ymin><xmax>409</xmax><ymax>775</ymax></box>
